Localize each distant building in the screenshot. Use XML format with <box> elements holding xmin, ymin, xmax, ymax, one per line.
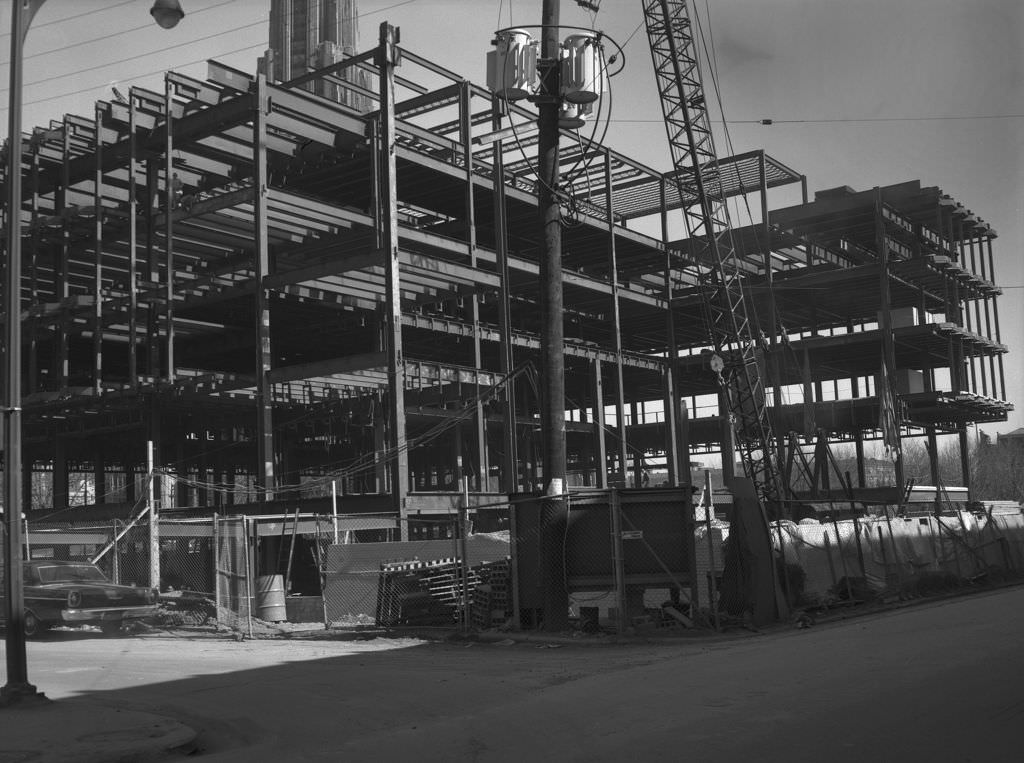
<box><xmin>996</xmin><ymin>428</ymin><xmax>1024</xmax><ymax>450</ymax></box>
<box><xmin>264</xmin><ymin>0</ymin><xmax>370</xmax><ymax>111</ymax></box>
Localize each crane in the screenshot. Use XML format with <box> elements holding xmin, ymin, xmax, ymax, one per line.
<box><xmin>642</xmin><ymin>0</ymin><xmax>786</xmax><ymax>522</ymax></box>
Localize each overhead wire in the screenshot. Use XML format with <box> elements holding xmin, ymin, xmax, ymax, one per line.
<box><xmin>0</xmin><ymin>0</ymin><xmax>422</xmax><ymax>105</ymax></box>
<box><xmin>0</xmin><ymin>0</ymin><xmax>142</xmax><ymax>37</ymax></box>
<box><xmin>0</xmin><ymin>0</ymin><xmax>239</xmax><ymax>69</ymax></box>
<box><xmin>607</xmin><ymin>114</ymin><xmax>1024</xmax><ymax>124</ymax></box>
<box><xmin>11</xmin><ymin>18</ymin><xmax>267</xmax><ymax>93</ymax></box>
<box><xmin>0</xmin><ymin>41</ymin><xmax>268</xmax><ymax>111</ymax></box>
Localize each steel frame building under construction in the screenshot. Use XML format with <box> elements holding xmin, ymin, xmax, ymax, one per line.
<box><xmin>1</xmin><ymin>24</ymin><xmax>1011</xmax><ymax>536</ymax></box>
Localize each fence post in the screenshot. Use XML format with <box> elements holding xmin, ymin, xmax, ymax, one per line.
<box><xmin>852</xmin><ymin>513</ymin><xmax>867</xmax><ymax>578</ymax></box>
<box><xmin>883</xmin><ymin>506</ymin><xmax>903</xmax><ymax>586</ymax></box>
<box><xmin>830</xmin><ymin>517</ymin><xmax>854</xmax><ymax>600</ymax></box>
<box><xmin>459</xmin><ymin>476</ymin><xmax>471</xmax><ymax>633</ymax></box>
<box><xmin>609</xmin><ymin>489</ymin><xmax>627</xmax><ymax>635</ymax></box>
<box><xmin>148</xmin><ymin>440</ymin><xmax>160</xmax><ymax>591</ymax></box>
<box><xmin>508</xmin><ymin>500</ymin><xmax>521</xmax><ymax>631</ymax></box>
<box><xmin>877</xmin><ymin>525</ymin><xmax>890</xmax><ymax>583</ymax></box>
<box><xmin>331</xmin><ymin>480</ymin><xmax>339</xmax><ymax>544</ymax></box>
<box><xmin>111</xmin><ymin>520</ymin><xmax>120</xmax><ymax>584</ymax></box>
<box><xmin>242</xmin><ymin>516</ymin><xmax>254</xmax><ymax>639</ymax></box>
<box><xmin>946</xmin><ymin>519</ymin><xmax>964</xmax><ymax>579</ymax></box>
<box><xmin>999</xmin><ymin>537</ymin><xmax>1012</xmax><ymax>571</ymax></box>
<box><xmin>318</xmin><ymin>517</ymin><xmax>330</xmax><ymax>631</ymax></box>
<box><xmin>823</xmin><ymin>532</ymin><xmax>838</xmax><ymax>591</ymax></box>
<box><xmin>212</xmin><ymin>513</ymin><xmax>221</xmax><ymax>621</ymax></box>
<box><xmin>703</xmin><ymin>470</ymin><xmax>720</xmax><ymax>631</ymax></box>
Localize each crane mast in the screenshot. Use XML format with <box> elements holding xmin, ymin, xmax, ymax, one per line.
<box><xmin>642</xmin><ymin>0</ymin><xmax>785</xmax><ymax>518</ymax></box>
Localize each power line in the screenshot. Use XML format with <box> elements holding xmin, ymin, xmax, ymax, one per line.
<box><xmin>11</xmin><ymin>19</ymin><xmax>267</xmax><ymax>93</ymax></box>
<box><xmin>0</xmin><ymin>41</ymin><xmax>268</xmax><ymax>113</ymax></box>
<box><xmin>0</xmin><ymin>0</ymin><xmax>421</xmax><ymax>102</ymax></box>
<box><xmin>619</xmin><ymin>19</ymin><xmax>646</xmax><ymax>50</ymax></box>
<box><xmin>0</xmin><ymin>0</ymin><xmax>239</xmax><ymax>69</ymax></box>
<box><xmin>0</xmin><ymin>0</ymin><xmax>139</xmax><ymax>38</ymax></box>
<box><xmin>758</xmin><ymin>115</ymin><xmax>1024</xmax><ymax>124</ymax></box>
<box><xmin>607</xmin><ymin>114</ymin><xmax>1024</xmax><ymax>124</ymax></box>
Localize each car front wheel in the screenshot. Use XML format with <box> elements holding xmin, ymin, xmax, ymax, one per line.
<box><xmin>100</xmin><ymin>620</ymin><xmax>122</xmax><ymax>636</ymax></box>
<box><xmin>23</xmin><ymin>611</ymin><xmax>47</xmax><ymax>638</ymax></box>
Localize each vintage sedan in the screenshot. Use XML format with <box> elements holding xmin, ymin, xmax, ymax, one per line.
<box><xmin>0</xmin><ymin>560</ymin><xmax>159</xmax><ymax>636</ymax></box>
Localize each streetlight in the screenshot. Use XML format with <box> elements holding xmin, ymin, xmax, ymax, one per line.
<box><xmin>2</xmin><ymin>0</ymin><xmax>185</xmax><ymax>707</ymax></box>
<box><xmin>150</xmin><ymin>0</ymin><xmax>186</xmax><ymax>29</ymax></box>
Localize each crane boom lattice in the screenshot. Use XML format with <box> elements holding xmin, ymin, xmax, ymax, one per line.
<box><xmin>643</xmin><ymin>0</ymin><xmax>785</xmax><ymax>516</ymax></box>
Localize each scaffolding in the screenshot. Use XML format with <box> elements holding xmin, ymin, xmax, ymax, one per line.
<box><xmin>0</xmin><ymin>24</ymin><xmax>1010</xmax><ymax>540</ymax></box>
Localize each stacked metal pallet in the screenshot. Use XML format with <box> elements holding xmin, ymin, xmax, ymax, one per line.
<box><xmin>376</xmin><ymin>559</ymin><xmax>457</xmax><ymax>627</ymax></box>
<box><xmin>471</xmin><ymin>559</ymin><xmax>512</xmax><ymax>630</ymax></box>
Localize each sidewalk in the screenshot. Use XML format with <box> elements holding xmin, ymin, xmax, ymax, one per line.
<box><xmin>1</xmin><ymin>696</ymin><xmax>197</xmax><ymax>762</ymax></box>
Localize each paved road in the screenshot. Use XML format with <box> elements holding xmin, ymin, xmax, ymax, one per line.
<box><xmin>8</xmin><ymin>587</ymin><xmax>1023</xmax><ymax>761</ymax></box>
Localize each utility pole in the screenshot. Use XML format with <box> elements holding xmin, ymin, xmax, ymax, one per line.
<box><xmin>537</xmin><ymin>0</ymin><xmax>569</xmax><ymax>631</ymax></box>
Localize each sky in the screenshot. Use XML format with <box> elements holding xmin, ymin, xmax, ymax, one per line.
<box><xmin>1</xmin><ymin>0</ymin><xmax>1021</xmax><ymax>434</ymax></box>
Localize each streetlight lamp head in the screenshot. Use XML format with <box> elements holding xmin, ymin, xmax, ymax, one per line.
<box><xmin>150</xmin><ymin>0</ymin><xmax>185</xmax><ymax>29</ymax></box>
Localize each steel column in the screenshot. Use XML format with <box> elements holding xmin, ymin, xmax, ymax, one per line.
<box><xmin>460</xmin><ymin>81</ymin><xmax>488</xmax><ymax>492</ymax></box>
<box><xmin>127</xmin><ymin>91</ymin><xmax>139</xmax><ymax>386</ymax></box>
<box><xmin>592</xmin><ymin>358</ymin><xmax>608</xmax><ymax>488</ymax></box>
<box><xmin>93</xmin><ymin>103</ymin><xmax>105</xmax><ymax>395</ymax></box>
<box><xmin>986</xmin><ymin>237</ymin><xmax>1006</xmax><ymax>400</ymax></box>
<box><xmin>253</xmin><ymin>75</ymin><xmax>275</xmax><ymax>500</ymax></box>
<box><xmin>377</xmin><ymin>23</ymin><xmax>410</xmax><ymax>536</ymax></box>
<box><xmin>163</xmin><ymin>76</ymin><xmax>175</xmax><ymax>381</ymax></box>
<box><xmin>604</xmin><ymin>151</ymin><xmax>629</xmax><ymax>488</ymax></box>
<box><xmin>660</xmin><ymin>177</ymin><xmax>681</xmax><ymax>485</ymax></box>
<box><xmin>491</xmin><ymin>99</ymin><xmax>517</xmax><ymax>493</ymax></box>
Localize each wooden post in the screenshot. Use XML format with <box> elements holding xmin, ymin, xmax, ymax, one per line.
<box><xmin>609</xmin><ymin>489</ymin><xmax>627</xmax><ymax>635</ymax></box>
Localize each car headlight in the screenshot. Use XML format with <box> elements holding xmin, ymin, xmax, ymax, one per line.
<box><xmin>67</xmin><ymin>590</ymin><xmax>82</xmax><ymax>608</ymax></box>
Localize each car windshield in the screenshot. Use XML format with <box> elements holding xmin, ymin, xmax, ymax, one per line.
<box><xmin>32</xmin><ymin>563</ymin><xmax>109</xmax><ymax>584</ymax></box>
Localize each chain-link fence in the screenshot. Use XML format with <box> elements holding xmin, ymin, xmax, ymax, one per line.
<box><xmin>512</xmin><ymin>488</ymin><xmax>696</xmax><ymax>634</ymax></box>
<box><xmin>214</xmin><ymin>516</ymin><xmax>251</xmax><ymax>634</ymax></box>
<box><xmin>12</xmin><ymin>497</ymin><xmax>1021</xmax><ymax>638</ymax></box>
<box><xmin>774</xmin><ymin>508</ymin><xmax>1024</xmax><ymax>607</ymax></box>
<box><xmin>322</xmin><ymin>519</ymin><xmax>511</xmax><ymax>630</ymax></box>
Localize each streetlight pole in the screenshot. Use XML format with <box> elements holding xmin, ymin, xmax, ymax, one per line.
<box><xmin>2</xmin><ymin>0</ymin><xmax>47</xmax><ymax>707</ymax></box>
<box><xmin>2</xmin><ymin>0</ymin><xmax>185</xmax><ymax>706</ymax></box>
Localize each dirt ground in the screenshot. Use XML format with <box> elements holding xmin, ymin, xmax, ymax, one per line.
<box><xmin>8</xmin><ymin>585</ymin><xmax>1024</xmax><ymax>761</ymax></box>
